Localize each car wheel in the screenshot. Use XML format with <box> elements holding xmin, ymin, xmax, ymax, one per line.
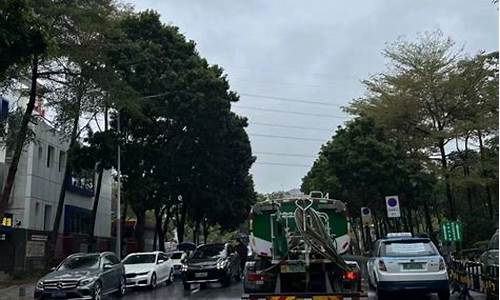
<box><xmin>114</xmin><ymin>276</ymin><xmax>126</xmax><ymax>297</ymax></box>
<box><xmin>234</xmin><ymin>266</ymin><xmax>241</xmax><ymax>282</ymax></box>
<box><xmin>150</xmin><ymin>272</ymin><xmax>157</xmax><ymax>289</ymax></box>
<box><xmin>438</xmin><ymin>290</ymin><xmax>450</xmax><ymax>300</ymax></box>
<box><xmin>92</xmin><ymin>281</ymin><xmax>102</xmax><ymax>300</ymax></box>
<box><xmin>221</xmin><ymin>272</ymin><xmax>231</xmax><ymax>287</ymax></box>
<box><xmin>166</xmin><ymin>270</ymin><xmax>174</xmax><ymax>285</ymax></box>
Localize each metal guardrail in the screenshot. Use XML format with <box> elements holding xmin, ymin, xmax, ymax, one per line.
<box><xmin>448</xmin><ymin>258</ymin><xmax>499</xmax><ymax>299</ymax></box>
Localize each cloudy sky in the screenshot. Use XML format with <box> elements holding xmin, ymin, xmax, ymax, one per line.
<box><xmin>127</xmin><ymin>0</ymin><xmax>498</xmax><ymax>194</ymax></box>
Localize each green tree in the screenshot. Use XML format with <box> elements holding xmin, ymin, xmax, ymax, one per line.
<box><xmin>348</xmin><ymin>31</ymin><xmax>498</xmax><ymax>220</ymax></box>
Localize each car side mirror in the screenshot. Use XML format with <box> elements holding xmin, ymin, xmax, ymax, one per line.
<box><xmin>103</xmin><ymin>263</ymin><xmax>113</xmax><ymax>270</ymax></box>
<box><xmin>157</xmin><ymin>259</ymin><xmax>165</xmax><ymax>264</ymax></box>
<box><xmin>50</xmin><ymin>267</ymin><xmax>56</xmax><ymax>272</ymax></box>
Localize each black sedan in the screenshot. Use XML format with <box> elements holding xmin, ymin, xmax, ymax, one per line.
<box><xmin>181</xmin><ymin>243</ymin><xmax>241</xmax><ymax>290</ymax></box>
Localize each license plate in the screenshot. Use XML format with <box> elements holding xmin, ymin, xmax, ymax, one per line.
<box><xmin>403</xmin><ymin>262</ymin><xmax>424</xmax><ymax>270</ymax></box>
<box><xmin>280</xmin><ymin>263</ymin><xmax>306</xmax><ymax>273</ymax></box>
<box><xmin>195</xmin><ymin>272</ymin><xmax>208</xmax><ymax>278</ymax></box>
<box><xmin>52</xmin><ymin>291</ymin><xmax>66</xmax><ymax>298</ymax></box>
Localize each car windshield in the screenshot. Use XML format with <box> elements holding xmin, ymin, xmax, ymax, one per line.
<box><xmin>58</xmin><ymin>255</ymin><xmax>100</xmax><ymax>270</ymax></box>
<box><xmin>192</xmin><ymin>245</ymin><xmax>225</xmax><ymax>259</ymax></box>
<box><xmin>381</xmin><ymin>240</ymin><xmax>438</xmax><ymax>257</ymax></box>
<box><xmin>170</xmin><ymin>252</ymin><xmax>183</xmax><ymax>259</ymax></box>
<box><xmin>123</xmin><ymin>254</ymin><xmax>156</xmax><ymax>264</ymax></box>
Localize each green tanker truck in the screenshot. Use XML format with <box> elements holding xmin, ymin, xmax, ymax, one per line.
<box><xmin>243</xmin><ymin>191</ymin><xmax>362</xmax><ymax>300</ymax></box>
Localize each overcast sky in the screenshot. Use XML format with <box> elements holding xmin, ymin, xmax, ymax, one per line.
<box><xmin>126</xmin><ymin>0</ymin><xmax>498</xmax><ymax>194</ymax></box>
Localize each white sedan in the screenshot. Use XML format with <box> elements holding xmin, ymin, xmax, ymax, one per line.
<box><xmin>122</xmin><ymin>251</ymin><xmax>174</xmax><ymax>289</ymax></box>
<box><xmin>367</xmin><ymin>236</ymin><xmax>449</xmax><ymax>300</ymax></box>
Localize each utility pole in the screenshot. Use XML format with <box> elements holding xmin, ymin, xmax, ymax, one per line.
<box><xmin>116</xmin><ymin>111</ymin><xmax>121</xmax><ymax>258</ymax></box>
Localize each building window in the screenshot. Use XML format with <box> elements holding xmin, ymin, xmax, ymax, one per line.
<box><xmin>44</xmin><ymin>205</ymin><xmax>52</xmax><ymax>231</ymax></box>
<box><xmin>59</xmin><ymin>151</ymin><xmax>66</xmax><ymax>172</ymax></box>
<box><xmin>47</xmin><ymin>145</ymin><xmax>54</xmax><ymax>168</ymax></box>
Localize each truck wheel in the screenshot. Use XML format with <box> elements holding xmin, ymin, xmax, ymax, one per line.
<box><xmin>438</xmin><ymin>290</ymin><xmax>450</xmax><ymax>300</ymax></box>
<box><xmin>376</xmin><ymin>288</ymin><xmax>388</xmax><ymax>300</ymax></box>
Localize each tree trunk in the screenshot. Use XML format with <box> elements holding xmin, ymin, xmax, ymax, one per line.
<box><xmin>423</xmin><ymin>200</ymin><xmax>433</xmax><ymax>235</ymax></box>
<box><xmin>88</xmin><ymin>164</ymin><xmax>104</xmax><ymax>251</ymax></box>
<box><xmin>202</xmin><ymin>218</ymin><xmax>208</xmax><ymax>245</ymax></box>
<box><xmin>192</xmin><ymin>220</ymin><xmax>200</xmax><ymax>245</ymax></box>
<box><xmin>134</xmin><ymin>209</ymin><xmax>146</xmax><ymax>251</ymax></box>
<box><xmin>176</xmin><ymin>203</ymin><xmax>187</xmax><ymax>243</ymax></box>
<box><xmin>161</xmin><ymin>208</ymin><xmax>171</xmax><ymax>251</ymax></box>
<box><xmin>438</xmin><ymin>140</ymin><xmax>455</xmax><ymax>220</ymax></box>
<box><xmin>0</xmin><ymin>55</ymin><xmax>39</xmax><ymax>220</ymax></box>
<box><xmin>47</xmin><ymin>100</ymin><xmax>81</xmax><ymax>267</ymax></box>
<box><xmin>478</xmin><ymin>133</ymin><xmax>494</xmax><ymax>219</ymax></box>
<box><xmin>407</xmin><ymin>209</ymin><xmax>414</xmax><ymax>236</ymax></box>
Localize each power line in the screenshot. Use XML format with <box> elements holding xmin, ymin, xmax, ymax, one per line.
<box><xmin>255</xmin><ymin>151</ymin><xmax>316</xmax><ymax>158</ymax></box>
<box><xmin>251</xmin><ymin>122</ymin><xmax>333</xmax><ymax>132</ymax></box>
<box><xmin>254</xmin><ymin>161</ymin><xmax>312</xmax><ymax>168</ymax></box>
<box><xmin>249</xmin><ymin>133</ymin><xmax>325</xmax><ymax>142</ymax></box>
<box><xmin>235</xmin><ymin>105</ymin><xmax>349</xmax><ymax>119</ymax></box>
<box><xmin>240</xmin><ymin>93</ymin><xmax>343</xmax><ymax>107</ymax></box>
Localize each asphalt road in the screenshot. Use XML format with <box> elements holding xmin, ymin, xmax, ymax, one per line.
<box><xmin>116</xmin><ymin>277</ymin><xmax>486</xmax><ymax>300</ymax></box>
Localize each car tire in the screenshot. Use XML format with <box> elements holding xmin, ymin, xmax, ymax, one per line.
<box><xmin>166</xmin><ymin>270</ymin><xmax>174</xmax><ymax>285</ymax></box>
<box><xmin>438</xmin><ymin>290</ymin><xmax>450</xmax><ymax>300</ymax></box>
<box><xmin>114</xmin><ymin>276</ymin><xmax>126</xmax><ymax>297</ymax></box>
<box><xmin>92</xmin><ymin>281</ymin><xmax>102</xmax><ymax>300</ymax></box>
<box><xmin>150</xmin><ymin>272</ymin><xmax>157</xmax><ymax>289</ymax></box>
<box><xmin>221</xmin><ymin>272</ymin><xmax>231</xmax><ymax>287</ymax></box>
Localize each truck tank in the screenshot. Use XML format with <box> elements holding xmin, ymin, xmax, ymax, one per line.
<box><xmin>249</xmin><ymin>192</ymin><xmax>351</xmax><ymax>261</ymax></box>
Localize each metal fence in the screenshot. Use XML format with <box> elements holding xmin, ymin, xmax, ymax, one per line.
<box><xmin>448</xmin><ymin>258</ymin><xmax>498</xmax><ymax>299</ymax></box>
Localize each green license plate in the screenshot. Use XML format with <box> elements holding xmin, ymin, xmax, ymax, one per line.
<box><xmin>280</xmin><ymin>263</ymin><xmax>306</xmax><ymax>273</ymax></box>
<box><xmin>403</xmin><ymin>262</ymin><xmax>424</xmax><ymax>270</ymax></box>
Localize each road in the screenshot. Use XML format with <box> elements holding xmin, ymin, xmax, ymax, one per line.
<box><xmin>117</xmin><ymin>278</ymin><xmax>487</xmax><ymax>300</ymax></box>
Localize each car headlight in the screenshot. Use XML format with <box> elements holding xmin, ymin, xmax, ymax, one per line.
<box><xmin>181</xmin><ymin>264</ymin><xmax>188</xmax><ymax>272</ymax></box>
<box><xmin>36</xmin><ymin>281</ymin><xmax>44</xmax><ymax>289</ymax></box>
<box><xmin>78</xmin><ymin>277</ymin><xmax>98</xmax><ymax>286</ymax></box>
<box><xmin>216</xmin><ymin>260</ymin><xmax>228</xmax><ymax>270</ymax></box>
<box><xmin>136</xmin><ymin>271</ymin><xmax>149</xmax><ymax>276</ymax></box>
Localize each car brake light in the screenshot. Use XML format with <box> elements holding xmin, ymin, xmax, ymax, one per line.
<box><xmin>343</xmin><ymin>271</ymin><xmax>358</xmax><ymax>281</ymax></box>
<box><xmin>439</xmin><ymin>258</ymin><xmax>446</xmax><ymax>271</ymax></box>
<box><xmin>379</xmin><ymin>260</ymin><xmax>387</xmax><ymax>271</ymax></box>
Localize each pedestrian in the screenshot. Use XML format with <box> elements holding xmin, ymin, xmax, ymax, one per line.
<box><xmin>235</xmin><ymin>237</ymin><xmax>248</xmax><ymax>275</ymax></box>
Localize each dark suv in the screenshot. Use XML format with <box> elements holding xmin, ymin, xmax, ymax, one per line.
<box><xmin>182</xmin><ymin>243</ymin><xmax>241</xmax><ymax>290</ymax></box>
<box><xmin>35</xmin><ymin>252</ymin><xmax>125</xmax><ymax>300</ymax></box>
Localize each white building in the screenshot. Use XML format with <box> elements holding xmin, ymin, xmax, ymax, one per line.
<box><xmin>0</xmin><ymin>92</ymin><xmax>113</xmax><ymax>240</ymax></box>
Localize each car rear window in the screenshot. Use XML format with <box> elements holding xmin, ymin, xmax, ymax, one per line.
<box><xmin>381</xmin><ymin>240</ymin><xmax>438</xmax><ymax>257</ymax></box>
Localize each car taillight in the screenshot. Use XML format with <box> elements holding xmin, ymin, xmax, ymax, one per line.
<box><xmin>343</xmin><ymin>271</ymin><xmax>358</xmax><ymax>281</ymax></box>
<box><xmin>246</xmin><ymin>273</ymin><xmax>268</xmax><ymax>282</ymax></box>
<box><xmin>378</xmin><ymin>260</ymin><xmax>387</xmax><ymax>271</ymax></box>
<box><xmin>439</xmin><ymin>258</ymin><xmax>446</xmax><ymax>271</ymax></box>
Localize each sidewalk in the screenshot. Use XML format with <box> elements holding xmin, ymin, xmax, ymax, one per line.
<box><xmin>0</xmin><ymin>283</ymin><xmax>35</xmax><ymax>300</ymax></box>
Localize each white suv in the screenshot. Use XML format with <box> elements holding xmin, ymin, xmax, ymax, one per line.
<box><xmin>367</xmin><ymin>236</ymin><xmax>449</xmax><ymax>300</ymax></box>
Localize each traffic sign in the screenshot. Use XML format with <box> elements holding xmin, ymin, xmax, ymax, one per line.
<box><xmin>442</xmin><ymin>221</ymin><xmax>462</xmax><ymax>242</ymax></box>
<box><xmin>361</xmin><ymin>207</ymin><xmax>372</xmax><ymax>225</ymax></box>
<box><xmin>385</xmin><ymin>195</ymin><xmax>401</xmax><ymax>218</ymax></box>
